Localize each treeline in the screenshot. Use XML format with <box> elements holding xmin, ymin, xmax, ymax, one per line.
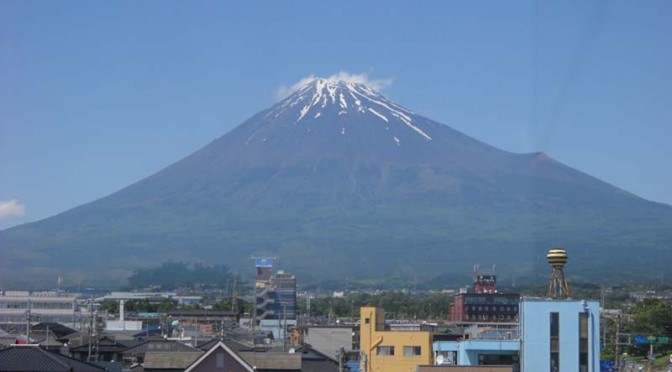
<box><xmin>127</xmin><ymin>262</ymin><xmax>245</xmax><ymax>290</ymax></box>
<box><xmin>302</xmin><ymin>292</ymin><xmax>454</xmax><ymax>320</ymax></box>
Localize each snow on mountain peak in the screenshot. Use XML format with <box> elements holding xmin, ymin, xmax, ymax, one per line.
<box><xmin>269</xmin><ymin>77</ymin><xmax>432</xmax><ymax>141</ymax></box>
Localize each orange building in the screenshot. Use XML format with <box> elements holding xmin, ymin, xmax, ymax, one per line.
<box><xmin>359</xmin><ymin>307</ymin><xmax>433</xmax><ymax>372</ymax></box>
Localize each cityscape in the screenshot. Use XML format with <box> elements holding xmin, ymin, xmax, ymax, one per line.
<box><xmin>1</xmin><ymin>251</ymin><xmax>672</xmax><ymax>371</ymax></box>
<box><xmin>1</xmin><ymin>1</ymin><xmax>671</xmax><ymax>372</ymax></box>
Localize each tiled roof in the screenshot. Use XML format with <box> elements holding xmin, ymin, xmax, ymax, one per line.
<box><xmin>32</xmin><ymin>323</ymin><xmax>78</xmax><ymax>338</ymax></box>
<box><xmin>197</xmin><ymin>338</ymin><xmax>255</xmax><ymax>353</ymax></box>
<box><xmin>239</xmin><ymin>351</ymin><xmax>302</xmax><ymax>370</ymax></box>
<box><xmin>70</xmin><ymin>336</ymin><xmax>130</xmax><ymax>352</ymax></box>
<box><xmin>123</xmin><ymin>339</ymin><xmax>199</xmax><ymax>354</ymax></box>
<box><xmin>0</xmin><ymin>345</ymin><xmax>106</xmax><ymax>372</ymax></box>
<box><xmin>144</xmin><ymin>351</ymin><xmax>203</xmax><ymax>369</ymax></box>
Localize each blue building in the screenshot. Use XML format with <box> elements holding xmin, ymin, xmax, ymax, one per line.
<box><xmin>520</xmin><ymin>299</ymin><xmax>600</xmax><ymax>372</ymax></box>
<box><xmin>434</xmin><ymin>323</ymin><xmax>520</xmax><ymax>371</ymax></box>
<box><xmin>433</xmin><ymin>298</ymin><xmax>600</xmax><ymax>372</ymax></box>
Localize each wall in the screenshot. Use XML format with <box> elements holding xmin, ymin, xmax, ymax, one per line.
<box><xmin>520</xmin><ymin>299</ymin><xmax>600</xmax><ymax>372</ymax></box>
<box><xmin>304</xmin><ymin>326</ymin><xmax>353</xmax><ymax>356</ymax></box>
<box><xmin>359</xmin><ymin>306</ymin><xmax>432</xmax><ymax>372</ymax></box>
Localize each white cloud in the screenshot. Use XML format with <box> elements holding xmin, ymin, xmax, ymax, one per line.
<box><xmin>276</xmin><ymin>71</ymin><xmax>394</xmax><ymax>100</ymax></box>
<box><xmin>0</xmin><ymin>199</ymin><xmax>26</xmax><ymax>219</ymax></box>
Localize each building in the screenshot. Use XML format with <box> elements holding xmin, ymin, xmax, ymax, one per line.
<box><xmin>519</xmin><ymin>299</ymin><xmax>600</xmax><ymax>372</ymax></box>
<box><xmin>449</xmin><ymin>274</ymin><xmax>520</xmax><ymax>323</ymax></box>
<box><xmin>359</xmin><ymin>306</ymin><xmax>433</xmax><ymax>372</ymax></box>
<box><xmin>0</xmin><ymin>291</ymin><xmax>78</xmax><ymax>327</ymax></box>
<box><xmin>185</xmin><ymin>340</ymin><xmax>303</xmax><ymax>372</ymax></box>
<box><xmin>303</xmin><ymin>325</ymin><xmax>356</xmax><ymax>357</ymax></box>
<box><xmin>256</xmin><ymin>271</ymin><xmax>298</xmax><ymax>321</ymax></box>
<box><xmin>0</xmin><ymin>344</ymin><xmax>107</xmax><ymax>372</ymax></box>
<box><xmin>448</xmin><ymin>293</ymin><xmax>520</xmax><ymax>323</ymax></box>
<box><xmin>433</xmin><ymin>322</ymin><xmax>520</xmax><ymax>369</ymax></box>
<box><xmin>431</xmin><ymin>298</ymin><xmax>601</xmax><ymax>372</ymax></box>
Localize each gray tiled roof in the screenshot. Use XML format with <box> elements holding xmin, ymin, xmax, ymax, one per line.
<box><xmin>123</xmin><ymin>339</ymin><xmax>199</xmax><ymax>354</ymax></box>
<box><xmin>0</xmin><ymin>345</ymin><xmax>106</xmax><ymax>372</ymax></box>
<box><xmin>144</xmin><ymin>351</ymin><xmax>203</xmax><ymax>369</ymax></box>
<box><xmin>239</xmin><ymin>351</ymin><xmax>302</xmax><ymax>370</ymax></box>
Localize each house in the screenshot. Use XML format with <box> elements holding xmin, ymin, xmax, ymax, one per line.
<box><xmin>185</xmin><ymin>341</ymin><xmax>256</xmax><ymax>372</ymax></box>
<box><xmin>143</xmin><ymin>351</ymin><xmax>204</xmax><ymax>371</ymax></box>
<box><xmin>186</xmin><ymin>341</ymin><xmax>302</xmax><ymax>372</ymax></box>
<box><xmin>70</xmin><ymin>335</ymin><xmax>132</xmax><ymax>362</ymax></box>
<box><xmin>122</xmin><ymin>339</ymin><xmax>201</xmax><ymax>367</ymax></box>
<box><xmin>295</xmin><ymin>344</ymin><xmax>343</xmax><ymax>372</ymax></box>
<box><xmin>0</xmin><ymin>344</ymin><xmax>106</xmax><ymax>372</ymax></box>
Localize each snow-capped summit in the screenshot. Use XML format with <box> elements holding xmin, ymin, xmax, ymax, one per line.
<box><xmin>267</xmin><ymin>78</ymin><xmax>432</xmax><ymax>141</ymax></box>
<box><xmin>3</xmin><ymin>75</ymin><xmax>670</xmax><ymax>289</ymax></box>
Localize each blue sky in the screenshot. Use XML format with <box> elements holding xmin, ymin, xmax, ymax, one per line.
<box><xmin>1</xmin><ymin>1</ymin><xmax>670</xmax><ymax>229</ymax></box>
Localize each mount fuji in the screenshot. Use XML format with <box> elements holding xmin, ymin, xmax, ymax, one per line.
<box><xmin>2</xmin><ymin>78</ymin><xmax>671</xmax><ymax>287</ymax></box>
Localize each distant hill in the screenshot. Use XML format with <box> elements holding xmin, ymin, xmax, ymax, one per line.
<box><xmin>2</xmin><ymin>78</ymin><xmax>671</xmax><ymax>288</ymax></box>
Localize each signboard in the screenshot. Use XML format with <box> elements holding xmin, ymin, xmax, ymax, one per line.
<box><xmin>634</xmin><ymin>336</ymin><xmax>648</xmax><ymax>345</ymax></box>
<box><xmin>633</xmin><ymin>335</ymin><xmax>671</xmax><ymax>345</ymax></box>
<box><xmin>600</xmin><ymin>360</ymin><xmax>615</xmax><ymax>372</ymax></box>
<box><xmin>255</xmin><ymin>257</ymin><xmax>274</xmax><ymax>268</ymax></box>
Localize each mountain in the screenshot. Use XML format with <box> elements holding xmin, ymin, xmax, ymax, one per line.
<box><xmin>2</xmin><ymin>78</ymin><xmax>672</xmax><ymax>288</ymax></box>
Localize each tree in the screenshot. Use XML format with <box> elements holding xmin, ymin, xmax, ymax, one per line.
<box><xmin>626</xmin><ymin>299</ymin><xmax>672</xmax><ymax>357</ymax></box>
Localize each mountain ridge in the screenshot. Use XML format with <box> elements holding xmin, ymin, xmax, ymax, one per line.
<box><xmin>1</xmin><ymin>78</ymin><xmax>671</xmax><ymax>288</ymax></box>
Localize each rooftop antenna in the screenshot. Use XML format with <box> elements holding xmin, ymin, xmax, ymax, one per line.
<box><xmin>546</xmin><ymin>248</ymin><xmax>570</xmax><ymax>299</ymax></box>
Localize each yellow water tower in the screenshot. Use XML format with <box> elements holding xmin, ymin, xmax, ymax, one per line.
<box><xmin>546</xmin><ymin>248</ymin><xmax>570</xmax><ymax>299</ymax></box>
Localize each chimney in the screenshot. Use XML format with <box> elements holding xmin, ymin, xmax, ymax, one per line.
<box><xmin>119</xmin><ymin>300</ymin><xmax>125</xmax><ymax>322</ymax></box>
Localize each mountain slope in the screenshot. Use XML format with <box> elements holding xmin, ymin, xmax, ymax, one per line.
<box><xmin>2</xmin><ymin>79</ymin><xmax>671</xmax><ymax>288</ymax></box>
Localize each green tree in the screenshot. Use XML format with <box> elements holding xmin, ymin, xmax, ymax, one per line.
<box><xmin>626</xmin><ymin>299</ymin><xmax>672</xmax><ymax>357</ymax></box>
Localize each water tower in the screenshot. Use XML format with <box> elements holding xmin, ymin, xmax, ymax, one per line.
<box><xmin>546</xmin><ymin>248</ymin><xmax>570</xmax><ymax>299</ymax></box>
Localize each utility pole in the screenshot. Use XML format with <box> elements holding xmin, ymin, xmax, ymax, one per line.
<box><xmin>282</xmin><ymin>301</ymin><xmax>287</xmax><ymax>353</ymax></box>
<box><xmin>25</xmin><ymin>297</ymin><xmax>32</xmax><ymax>343</ymax></box>
<box><xmin>601</xmin><ymin>286</ymin><xmax>606</xmax><ymax>346</ymax></box>
<box><xmin>614</xmin><ymin>315</ymin><xmax>620</xmax><ymax>372</ymax></box>
<box><xmin>87</xmin><ymin>297</ymin><xmax>94</xmax><ymax>362</ymax></box>
<box><xmin>337</xmin><ymin>347</ymin><xmax>344</xmax><ymax>372</ymax></box>
<box><xmin>231</xmin><ymin>273</ymin><xmax>238</xmax><ymax>313</ymax></box>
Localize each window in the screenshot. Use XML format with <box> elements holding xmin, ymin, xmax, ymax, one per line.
<box><xmin>403</xmin><ymin>346</ymin><xmax>421</xmax><ymax>356</ymax></box>
<box><xmin>579</xmin><ymin>313</ymin><xmax>589</xmax><ymax>372</ymax></box>
<box><xmin>365</xmin><ymin>318</ymin><xmax>370</xmax><ymax>324</ymax></box>
<box><xmin>216</xmin><ymin>352</ymin><xmax>224</xmax><ymax>368</ymax></box>
<box><xmin>376</xmin><ymin>346</ymin><xmax>394</xmax><ymax>356</ymax></box>
<box><xmin>550</xmin><ymin>312</ymin><xmax>560</xmax><ymax>372</ymax></box>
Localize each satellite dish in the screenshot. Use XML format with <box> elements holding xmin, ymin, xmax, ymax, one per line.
<box><xmin>436</xmin><ymin>355</ymin><xmax>445</xmax><ymax>365</ymax></box>
<box><xmin>288</xmin><ymin>348</ymin><xmax>295</xmax><ymax>354</ymax></box>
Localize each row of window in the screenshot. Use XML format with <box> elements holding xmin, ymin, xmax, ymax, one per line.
<box><xmin>464</xmin><ymin>314</ymin><xmax>516</xmax><ymax>321</ymax></box>
<box><xmin>0</xmin><ymin>302</ymin><xmax>74</xmax><ymax>309</ymax></box>
<box><xmin>376</xmin><ymin>346</ymin><xmax>422</xmax><ymax>357</ymax></box>
<box><xmin>467</xmin><ymin>305</ymin><xmax>517</xmax><ymax>312</ymax></box>
<box><xmin>463</xmin><ymin>296</ymin><xmax>519</xmax><ymax>305</ymax></box>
